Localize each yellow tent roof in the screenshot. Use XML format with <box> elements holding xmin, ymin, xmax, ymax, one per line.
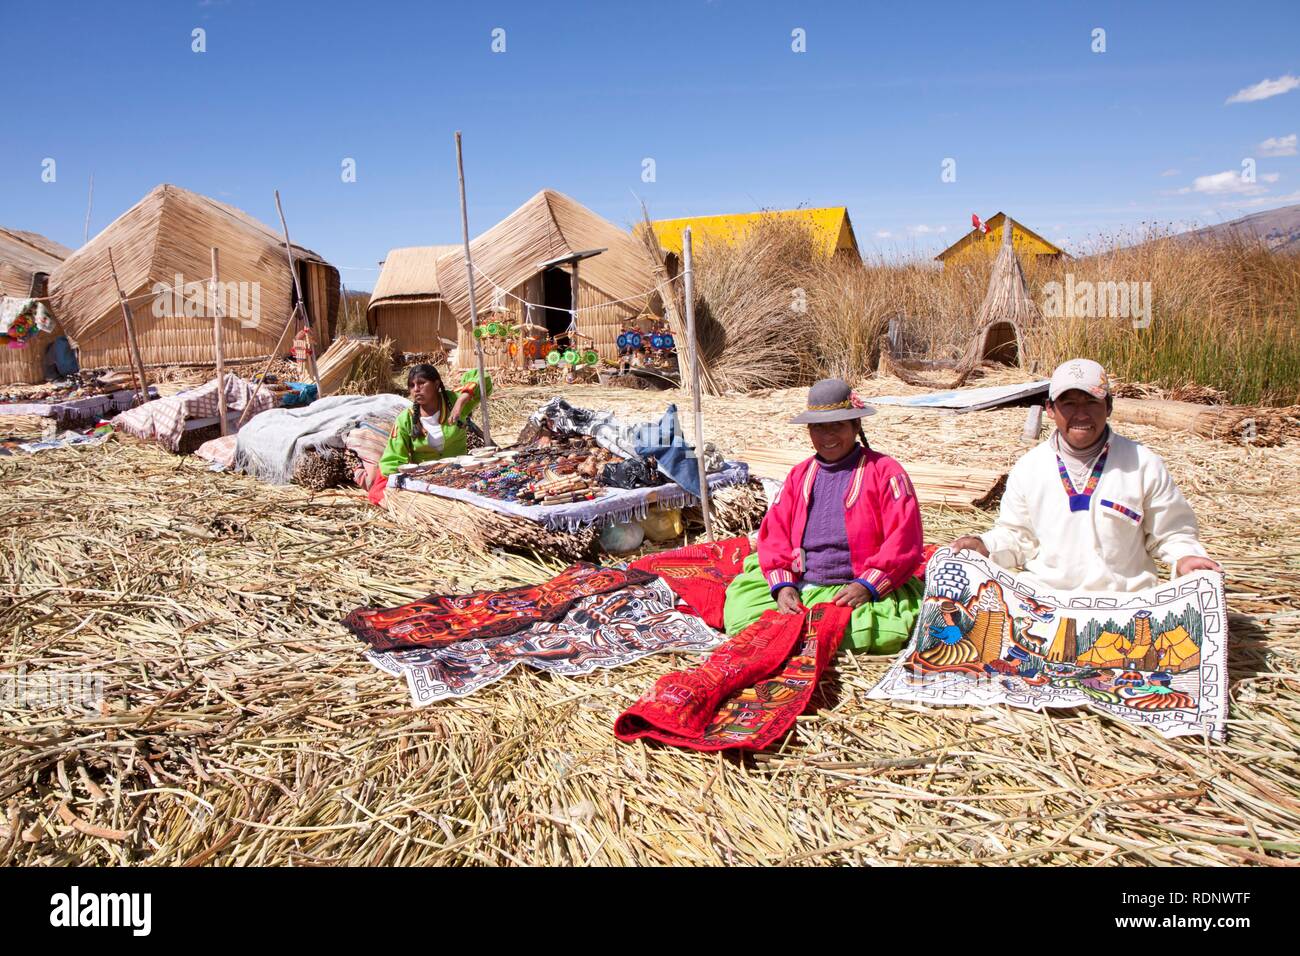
<box><xmin>934</xmin><ymin>212</ymin><xmax>1064</xmax><ymax>262</ymax></box>
<box><xmin>649</xmin><ymin>207</ymin><xmax>859</xmax><ymax>258</ymax></box>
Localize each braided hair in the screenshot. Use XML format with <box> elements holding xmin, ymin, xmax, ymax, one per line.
<box><xmin>856</xmin><ymin>421</ymin><xmax>870</xmax><ymax>450</ymax></box>
<box><xmin>406</xmin><ymin>363</ymin><xmax>448</xmax><ymax>454</ymax></box>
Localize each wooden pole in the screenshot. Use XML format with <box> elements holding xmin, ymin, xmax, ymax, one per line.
<box><xmin>107</xmin><ymin>247</ymin><xmax>151</xmax><ymax>406</ymax></box>
<box><xmin>210</xmin><ymin>247</ymin><xmax>229</xmax><ymax>436</ymax></box>
<box><xmin>570</xmin><ymin>260</ymin><xmax>580</xmax><ymax>341</ymax></box>
<box><xmin>83</xmin><ymin>173</ymin><xmax>94</xmax><ymax>245</ymax></box>
<box><xmin>682</xmin><ymin>227</ymin><xmax>714</xmax><ymax>542</ymax></box>
<box><xmin>454</xmin><ymin>130</ymin><xmax>494</xmax><ymax>447</ymax></box>
<box><xmin>273</xmin><ymin>190</ymin><xmax>323</xmax><ymax>395</ymax></box>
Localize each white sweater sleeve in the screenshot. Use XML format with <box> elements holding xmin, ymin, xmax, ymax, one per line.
<box><xmin>980</xmin><ymin>463</ymin><xmax>1038</xmax><ymax>570</ymax></box>
<box><xmin>1143</xmin><ymin>454</ymin><xmax>1208</xmax><ymax>567</ymax></box>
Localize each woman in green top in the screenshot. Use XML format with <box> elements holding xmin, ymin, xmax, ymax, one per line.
<box><xmin>369</xmin><ymin>364</ymin><xmax>492</xmax><ymax>504</ymax></box>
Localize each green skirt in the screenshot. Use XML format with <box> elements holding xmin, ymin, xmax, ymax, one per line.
<box><xmin>723</xmin><ymin>552</ymin><xmax>923</xmax><ymax>654</ymax></box>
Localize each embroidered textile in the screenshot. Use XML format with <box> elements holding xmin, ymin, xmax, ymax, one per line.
<box><xmin>367</xmin><ymin>577</ymin><xmax>723</xmax><ymax>706</ymax></box>
<box><xmin>614</xmin><ymin>603</ymin><xmax>852</xmax><ymax>752</ymax></box>
<box><xmin>629</xmin><ymin>536</ymin><xmax>753</xmax><ymax>629</ymax></box>
<box><xmin>343</xmin><ymin>563</ymin><xmax>656</xmax><ymax>653</ymax></box>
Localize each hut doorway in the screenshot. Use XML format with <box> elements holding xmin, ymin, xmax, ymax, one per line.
<box><xmin>542</xmin><ymin>267</ymin><xmax>573</xmax><ymax>345</ymax></box>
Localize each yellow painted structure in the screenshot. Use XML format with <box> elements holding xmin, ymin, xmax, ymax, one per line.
<box><xmin>935</xmin><ymin>212</ymin><xmax>1064</xmax><ymax>267</ymax></box>
<box><xmin>650</xmin><ymin>207</ymin><xmax>859</xmax><ymax>258</ymax></box>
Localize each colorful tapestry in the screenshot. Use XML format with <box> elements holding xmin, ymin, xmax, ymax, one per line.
<box><xmin>867</xmin><ymin>548</ymin><xmax>1228</xmax><ymax>740</ymax></box>
<box><xmin>343</xmin><ymin>563</ymin><xmax>657</xmax><ymax>653</ymax></box>
<box><xmin>615</xmin><ymin>603</ymin><xmax>852</xmax><ymax>752</ymax></box>
<box><xmin>629</xmin><ymin>536</ymin><xmax>753</xmax><ymax>629</ymax></box>
<box><xmin>367</xmin><ymin>577</ymin><xmax>724</xmax><ymax>705</ymax></box>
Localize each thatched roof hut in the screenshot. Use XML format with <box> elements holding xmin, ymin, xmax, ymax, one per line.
<box><xmin>1</xmin><ymin>226</ymin><xmax>73</xmax><ymax>385</ymax></box>
<box><xmin>366</xmin><ymin>245</ymin><xmax>461</xmax><ymax>354</ymax></box>
<box><xmin>50</xmin><ymin>185</ymin><xmax>339</xmax><ymax>370</ymax></box>
<box><xmin>434</xmin><ymin>190</ymin><xmax>663</xmax><ymax>367</ymax></box>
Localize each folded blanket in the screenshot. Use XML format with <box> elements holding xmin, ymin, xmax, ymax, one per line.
<box><xmin>615</xmin><ymin>603</ymin><xmax>851</xmax><ymax>752</ymax></box>
<box><xmin>343</xmin><ymin>563</ymin><xmax>657</xmax><ymax>653</ymax></box>
<box><xmin>343</xmin><ymin>411</ymin><xmax>398</xmax><ymax>489</ymax></box>
<box><xmin>113</xmin><ymin>375</ymin><xmax>274</xmax><ymax>452</ymax></box>
<box><xmin>629</xmin><ymin>536</ymin><xmax>753</xmax><ymax>630</ymax></box>
<box><xmin>234</xmin><ymin>393</ymin><xmax>407</xmax><ymax>484</ymax></box>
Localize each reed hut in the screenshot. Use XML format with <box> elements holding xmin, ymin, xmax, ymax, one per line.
<box><xmin>1</xmin><ymin>226</ymin><xmax>73</xmax><ymax>385</ymax></box>
<box><xmin>966</xmin><ymin>217</ymin><xmax>1042</xmax><ymax>366</ymax></box>
<box><xmin>434</xmin><ymin>190</ymin><xmax>663</xmax><ymax>368</ymax></box>
<box><xmin>49</xmin><ymin>185</ymin><xmax>339</xmax><ymax>370</ymax></box>
<box><xmin>366</xmin><ymin>245</ymin><xmax>461</xmax><ymax>354</ymax></box>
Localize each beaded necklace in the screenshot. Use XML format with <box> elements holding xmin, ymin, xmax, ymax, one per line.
<box><xmin>1056</xmin><ymin>441</ymin><xmax>1110</xmax><ymax>512</ymax></box>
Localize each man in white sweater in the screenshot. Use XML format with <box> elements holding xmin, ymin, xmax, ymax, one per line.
<box><xmin>951</xmin><ymin>358</ymin><xmax>1222</xmax><ymax>593</ymax></box>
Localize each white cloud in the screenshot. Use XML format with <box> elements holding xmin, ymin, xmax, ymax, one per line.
<box><xmin>1230</xmin><ymin>189</ymin><xmax>1300</xmax><ymax>208</ymax></box>
<box><xmin>1226</xmin><ymin>74</ymin><xmax>1300</xmax><ymax>104</ymax></box>
<box><xmin>1178</xmin><ymin>170</ymin><xmax>1267</xmax><ymax>195</ymax></box>
<box><xmin>1261</xmin><ymin>172</ymin><xmax>1281</xmax><ymax>183</ymax></box>
<box><xmin>1159</xmin><ymin>168</ymin><xmax>1180</xmax><ymax>177</ymax></box>
<box><xmin>875</xmin><ymin>230</ymin><xmax>892</xmax><ymax>239</ymax></box>
<box><xmin>1259</xmin><ymin>134</ymin><xmax>1297</xmax><ymax>157</ymax></box>
<box><xmin>909</xmin><ymin>224</ymin><xmax>933</xmax><ymax>234</ymax></box>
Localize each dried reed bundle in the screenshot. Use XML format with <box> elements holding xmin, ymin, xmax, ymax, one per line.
<box><xmin>2</xmin><ymin>382</ymin><xmax>1298</xmax><ymax>867</ymax></box>
<box><xmin>317</xmin><ymin>337</ymin><xmax>396</xmax><ymax>396</ymax></box>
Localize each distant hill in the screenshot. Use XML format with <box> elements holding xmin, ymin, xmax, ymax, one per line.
<box><xmin>1184</xmin><ymin>203</ymin><xmax>1300</xmax><ymax>252</ymax></box>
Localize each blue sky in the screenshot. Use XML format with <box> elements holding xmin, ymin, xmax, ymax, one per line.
<box><xmin>5</xmin><ymin>0</ymin><xmax>1298</xmax><ymax>289</ymax></box>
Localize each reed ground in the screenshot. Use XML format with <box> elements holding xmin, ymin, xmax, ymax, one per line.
<box><xmin>3</xmin><ymin>367</ymin><xmax>1297</xmax><ymax>865</ymax></box>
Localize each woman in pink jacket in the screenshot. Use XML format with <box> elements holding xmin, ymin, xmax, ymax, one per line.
<box><xmin>723</xmin><ymin>379</ymin><xmax>925</xmax><ymax>653</ymax></box>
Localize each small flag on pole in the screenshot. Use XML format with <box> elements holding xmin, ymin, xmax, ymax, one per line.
<box><xmin>972</xmin><ymin>213</ymin><xmax>989</xmax><ymax>234</ymax></box>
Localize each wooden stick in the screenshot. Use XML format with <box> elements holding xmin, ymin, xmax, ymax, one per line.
<box><xmin>454</xmin><ymin>130</ymin><xmax>494</xmax><ymax>447</ymax></box>
<box><xmin>210</xmin><ymin>247</ymin><xmax>229</xmax><ymax>437</ymax></box>
<box><xmin>106</xmin><ymin>247</ymin><xmax>151</xmax><ymax>406</ymax></box>
<box><xmin>273</xmin><ymin>190</ymin><xmax>323</xmax><ymax>395</ymax></box>
<box><xmin>83</xmin><ymin>173</ymin><xmax>94</xmax><ymax>245</ymax></box>
<box><xmin>682</xmin><ymin>226</ymin><xmax>714</xmax><ymax>542</ymax></box>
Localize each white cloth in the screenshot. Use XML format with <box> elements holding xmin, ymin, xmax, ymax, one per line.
<box><xmin>418</xmin><ymin>412</ymin><xmax>445</xmax><ymax>451</ymax></box>
<box><xmin>979</xmin><ymin>431</ymin><xmax>1208</xmax><ymax>592</ymax></box>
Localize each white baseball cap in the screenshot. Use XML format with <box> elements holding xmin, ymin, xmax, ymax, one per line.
<box><xmin>1048</xmin><ymin>358</ymin><xmax>1111</xmax><ymax>402</ymax></box>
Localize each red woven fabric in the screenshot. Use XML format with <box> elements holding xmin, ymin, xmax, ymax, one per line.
<box><xmin>629</xmin><ymin>536</ymin><xmax>752</xmax><ymax>629</ymax></box>
<box><xmin>614</xmin><ymin>602</ymin><xmax>851</xmax><ymax>752</ymax></box>
<box><xmin>344</xmin><ymin>563</ymin><xmax>655</xmax><ymax>653</ymax></box>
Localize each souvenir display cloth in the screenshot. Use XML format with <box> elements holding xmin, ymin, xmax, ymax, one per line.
<box><xmin>397</xmin><ymin>462</ymin><xmax>750</xmax><ymax>533</ymax></box>
<box><xmin>615</xmin><ymin>603</ymin><xmax>852</xmax><ymax>752</ymax></box>
<box><xmin>343</xmin><ymin>563</ymin><xmax>657</xmax><ymax>653</ymax></box>
<box><xmin>867</xmin><ymin>548</ymin><xmax>1228</xmax><ymax>740</ymax></box>
<box><xmin>1</xmin><ymin>387</ymin><xmax>150</xmax><ymax>424</ymax></box>
<box><xmin>113</xmin><ymin>375</ymin><xmax>275</xmax><ymax>452</ymax></box>
<box><xmin>0</xmin><ymin>426</ymin><xmax>111</xmax><ymax>456</ymax></box>
<box><xmin>406</xmin><ymin>435</ymin><xmax>620</xmax><ymax>505</ymax></box>
<box><xmin>723</xmin><ymin>552</ymin><xmax>923</xmax><ymax>653</ymax></box>
<box><xmin>343</xmin><ymin>411</ymin><xmax>398</xmax><ymax>489</ymax></box>
<box><xmin>629</xmin><ymin>536</ymin><xmax>754</xmax><ymax>630</ymax></box>
<box><xmin>367</xmin><ymin>577</ymin><xmax>724</xmax><ymax>706</ymax></box>
<box><xmin>235</xmin><ymin>392</ymin><xmax>406</xmax><ymax>484</ymax></box>
<box><xmin>0</xmin><ymin>298</ymin><xmax>55</xmax><ymax>348</ymax></box>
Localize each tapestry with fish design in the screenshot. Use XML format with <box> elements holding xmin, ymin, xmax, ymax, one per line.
<box><xmin>365</xmin><ymin>577</ymin><xmax>724</xmax><ymax>705</ymax></box>
<box><xmin>868</xmin><ymin>548</ymin><xmax>1228</xmax><ymax>739</ymax></box>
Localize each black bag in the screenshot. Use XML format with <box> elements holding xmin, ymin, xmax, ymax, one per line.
<box><xmin>601</xmin><ymin>458</ymin><xmax>667</xmax><ymax>490</ymax></box>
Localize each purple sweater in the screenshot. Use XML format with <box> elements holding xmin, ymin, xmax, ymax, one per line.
<box><xmin>799</xmin><ymin>445</ymin><xmax>862</xmax><ymax>585</ymax></box>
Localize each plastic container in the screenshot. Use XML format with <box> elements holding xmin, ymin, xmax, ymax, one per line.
<box><xmin>599</xmin><ymin>521</ymin><xmax>645</xmax><ymax>555</ymax></box>
<box><xmin>640</xmin><ymin>506</ymin><xmax>683</xmax><ymax>542</ymax></box>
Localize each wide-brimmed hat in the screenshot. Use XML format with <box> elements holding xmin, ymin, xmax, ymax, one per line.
<box><xmin>790</xmin><ymin>378</ymin><xmax>876</xmax><ymax>424</ymax></box>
